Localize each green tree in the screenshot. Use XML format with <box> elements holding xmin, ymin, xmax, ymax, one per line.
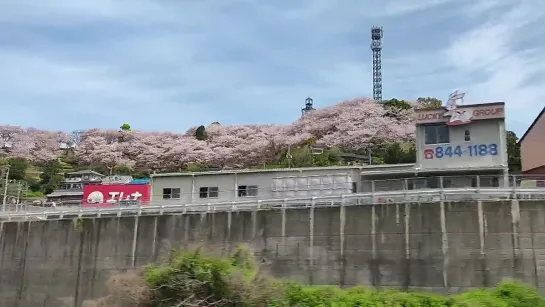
<box><xmin>120</xmin><ymin>123</ymin><xmax>131</xmax><ymax>131</ymax></box>
<box><xmin>506</xmin><ymin>130</ymin><xmax>521</xmax><ymax>172</ymax></box>
<box><xmin>7</xmin><ymin>157</ymin><xmax>29</xmax><ymax>181</ymax></box>
<box><xmin>383</xmin><ymin>98</ymin><xmax>412</xmax><ymax>119</ymax></box>
<box><xmin>113</xmin><ymin>164</ymin><xmax>133</xmax><ymax>175</ymax></box>
<box><xmin>39</xmin><ymin>159</ymin><xmax>64</xmax><ymax>194</ymax></box>
<box><xmin>312</xmin><ymin>147</ymin><xmax>342</xmax><ymax>166</ymax></box>
<box><xmin>417</xmin><ymin>97</ymin><xmax>442</xmax><ymax>109</ymax></box>
<box><xmin>381</xmin><ymin>142</ymin><xmax>416</xmax><ymax>164</ymax></box>
<box><xmin>383</xmin><ymin>98</ymin><xmax>412</xmax><ymax>110</ymax></box>
<box><xmin>195</xmin><ymin>125</ymin><xmax>208</xmax><ymax>141</ymax></box>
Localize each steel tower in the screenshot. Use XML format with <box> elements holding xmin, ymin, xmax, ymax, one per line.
<box><xmin>301</xmin><ymin>97</ymin><xmax>315</xmax><ymax>117</ymax></box>
<box><xmin>371</xmin><ymin>26</ymin><xmax>383</xmax><ymax>101</ymax></box>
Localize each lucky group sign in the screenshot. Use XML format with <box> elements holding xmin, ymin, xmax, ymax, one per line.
<box><xmin>82</xmin><ymin>184</ymin><xmax>151</xmax><ymax>208</ymax></box>
<box><xmin>415</xmin><ymin>104</ymin><xmax>505</xmax><ymax>124</ymax></box>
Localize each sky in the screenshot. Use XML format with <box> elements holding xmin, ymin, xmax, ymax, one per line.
<box><xmin>1</xmin><ymin>0</ymin><xmax>544</xmax><ymax>137</ymax></box>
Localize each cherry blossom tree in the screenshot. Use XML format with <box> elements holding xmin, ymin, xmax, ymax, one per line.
<box><xmin>0</xmin><ymin>96</ymin><xmax>417</xmax><ymax>170</ymax></box>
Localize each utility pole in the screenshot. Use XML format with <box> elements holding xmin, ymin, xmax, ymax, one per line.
<box><xmin>15</xmin><ymin>181</ymin><xmax>27</xmax><ymax>212</ymax></box>
<box><xmin>286</xmin><ymin>144</ymin><xmax>292</xmax><ymax>168</ymax></box>
<box><xmin>2</xmin><ymin>166</ymin><xmax>9</xmax><ymax>211</ymax></box>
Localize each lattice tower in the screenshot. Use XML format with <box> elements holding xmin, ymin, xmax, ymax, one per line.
<box><xmin>371</xmin><ymin>26</ymin><xmax>383</xmax><ymax>101</ymax></box>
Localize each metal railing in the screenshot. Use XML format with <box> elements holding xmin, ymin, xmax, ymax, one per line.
<box><xmin>2</xmin><ymin>186</ymin><xmax>545</xmax><ymax>221</ymax></box>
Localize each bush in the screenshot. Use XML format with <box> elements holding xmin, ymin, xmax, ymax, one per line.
<box><xmin>103</xmin><ymin>246</ymin><xmax>545</xmax><ymax>307</ymax></box>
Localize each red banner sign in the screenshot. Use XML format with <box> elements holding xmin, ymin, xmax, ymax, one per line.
<box><xmin>82</xmin><ymin>184</ymin><xmax>150</xmax><ymax>208</ymax></box>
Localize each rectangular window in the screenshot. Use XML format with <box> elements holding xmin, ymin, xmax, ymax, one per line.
<box><xmin>424</xmin><ymin>124</ymin><xmax>450</xmax><ymax>145</ymax></box>
<box><xmin>464</xmin><ymin>130</ymin><xmax>471</xmax><ymax>142</ymax></box>
<box><xmin>238</xmin><ymin>185</ymin><xmax>258</xmax><ymax>197</ymax></box>
<box><xmin>426</xmin><ymin>177</ymin><xmax>440</xmax><ymax>189</ymax></box>
<box><xmin>199</xmin><ymin>187</ymin><xmax>219</xmax><ymax>198</ymax></box>
<box><xmin>162</xmin><ymin>188</ymin><xmax>181</xmax><ymax>199</ymax></box>
<box><xmin>481</xmin><ymin>177</ymin><xmax>500</xmax><ymax>188</ymax></box>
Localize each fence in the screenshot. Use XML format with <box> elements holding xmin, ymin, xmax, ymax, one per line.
<box><xmin>2</xmin><ymin>185</ymin><xmax>545</xmax><ymax>221</ymax></box>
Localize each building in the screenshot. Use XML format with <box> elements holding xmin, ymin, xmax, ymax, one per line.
<box><xmin>519</xmin><ymin>107</ymin><xmax>545</xmax><ymax>175</ymax></box>
<box><xmin>150</xmin><ymin>94</ymin><xmax>509</xmax><ymax>205</ymax></box>
<box><xmin>101</xmin><ymin>175</ymin><xmax>133</xmax><ymax>185</ymax></box>
<box><xmin>150</xmin><ymin>164</ymin><xmax>413</xmax><ymax>205</ymax></box>
<box><xmin>410</xmin><ymin>99</ymin><xmax>507</xmax><ymax>187</ymax></box>
<box><xmin>46</xmin><ymin>170</ymin><xmax>105</xmax><ymax>204</ymax></box>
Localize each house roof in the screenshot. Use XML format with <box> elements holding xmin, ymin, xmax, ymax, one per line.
<box><xmin>519</xmin><ymin>107</ymin><xmax>545</xmax><ymax>144</ymax></box>
<box><xmin>151</xmin><ymin>164</ymin><xmax>416</xmax><ymax>178</ymax></box>
<box><xmin>66</xmin><ymin>170</ymin><xmax>105</xmax><ymax>176</ymax></box>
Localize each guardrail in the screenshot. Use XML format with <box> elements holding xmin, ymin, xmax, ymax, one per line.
<box><xmin>2</xmin><ymin>187</ymin><xmax>545</xmax><ymax>221</ymax></box>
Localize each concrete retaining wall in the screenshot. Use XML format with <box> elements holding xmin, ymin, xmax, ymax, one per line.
<box><xmin>1</xmin><ymin>200</ymin><xmax>545</xmax><ymax>306</ymax></box>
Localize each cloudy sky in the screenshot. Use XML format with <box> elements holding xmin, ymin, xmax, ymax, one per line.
<box><xmin>1</xmin><ymin>0</ymin><xmax>544</xmax><ymax>136</ymax></box>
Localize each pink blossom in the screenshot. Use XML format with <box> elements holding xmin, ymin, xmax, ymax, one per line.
<box><xmin>0</xmin><ymin>96</ymin><xmax>416</xmax><ymax>171</ymax></box>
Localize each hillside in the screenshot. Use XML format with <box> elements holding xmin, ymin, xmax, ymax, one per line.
<box><xmin>0</xmin><ymin>98</ymin><xmax>416</xmax><ymax>175</ymax></box>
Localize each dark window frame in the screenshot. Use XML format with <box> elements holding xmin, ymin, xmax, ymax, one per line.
<box><xmin>162</xmin><ymin>187</ymin><xmax>181</xmax><ymax>199</ymax></box>
<box><xmin>424</xmin><ymin>124</ymin><xmax>450</xmax><ymax>145</ymax></box>
<box><xmin>238</xmin><ymin>185</ymin><xmax>258</xmax><ymax>197</ymax></box>
<box><xmin>464</xmin><ymin>129</ymin><xmax>471</xmax><ymax>142</ymax></box>
<box><xmin>199</xmin><ymin>186</ymin><xmax>219</xmax><ymax>198</ymax></box>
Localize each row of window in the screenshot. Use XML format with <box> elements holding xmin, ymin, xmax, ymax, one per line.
<box><xmin>162</xmin><ymin>185</ymin><xmax>258</xmax><ymax>200</ymax></box>
<box><xmin>162</xmin><ymin>177</ymin><xmax>500</xmax><ymax>199</ymax></box>
<box><xmin>424</xmin><ymin>124</ymin><xmax>471</xmax><ymax>145</ymax></box>
<box><xmin>407</xmin><ymin>177</ymin><xmax>499</xmax><ymax>189</ymax></box>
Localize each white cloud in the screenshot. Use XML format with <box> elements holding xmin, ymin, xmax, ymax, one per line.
<box><xmin>440</xmin><ymin>1</ymin><xmax>545</xmax><ymax>134</ymax></box>
<box><xmin>0</xmin><ymin>1</ymin><xmax>543</xmax><ymax>137</ymax></box>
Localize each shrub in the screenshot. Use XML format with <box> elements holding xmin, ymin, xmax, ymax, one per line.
<box><xmin>103</xmin><ymin>246</ymin><xmax>545</xmax><ymax>307</ymax></box>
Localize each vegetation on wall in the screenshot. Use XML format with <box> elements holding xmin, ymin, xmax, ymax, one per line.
<box><xmin>96</xmin><ymin>246</ymin><xmax>545</xmax><ymax>307</ymax></box>
<box><xmin>507</xmin><ymin>130</ymin><xmax>522</xmax><ymax>172</ymax></box>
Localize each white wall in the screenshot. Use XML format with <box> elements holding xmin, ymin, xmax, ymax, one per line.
<box><xmin>150</xmin><ymin>167</ymin><xmax>363</xmax><ymax>205</ymax></box>
<box><xmin>416</xmin><ymin>119</ymin><xmax>507</xmax><ymax>170</ymax></box>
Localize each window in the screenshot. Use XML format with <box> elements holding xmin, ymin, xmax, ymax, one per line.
<box><xmin>351</xmin><ymin>182</ymin><xmax>358</xmax><ymax>193</ymax></box>
<box><xmin>162</xmin><ymin>188</ymin><xmax>181</xmax><ymax>199</ymax></box>
<box><xmin>426</xmin><ymin>177</ymin><xmax>440</xmax><ymax>189</ymax></box>
<box><xmin>238</xmin><ymin>185</ymin><xmax>258</xmax><ymax>197</ymax></box>
<box><xmin>199</xmin><ymin>187</ymin><xmax>219</xmax><ymax>198</ymax></box>
<box><xmin>424</xmin><ymin>124</ymin><xmax>450</xmax><ymax>144</ymax></box>
<box><xmin>481</xmin><ymin>177</ymin><xmax>500</xmax><ymax>188</ymax></box>
<box><xmin>464</xmin><ymin>130</ymin><xmax>471</xmax><ymax>142</ymax></box>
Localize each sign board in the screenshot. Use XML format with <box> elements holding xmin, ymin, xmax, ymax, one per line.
<box><xmin>415</xmin><ymin>91</ymin><xmax>504</xmax><ymax>125</ymax></box>
<box><xmin>82</xmin><ymin>184</ymin><xmax>150</xmax><ymax>208</ymax></box>
<box><xmin>416</xmin><ymin>104</ymin><xmax>504</xmax><ymax>124</ymax></box>
<box><xmin>423</xmin><ymin>143</ymin><xmax>499</xmax><ymax>160</ymax></box>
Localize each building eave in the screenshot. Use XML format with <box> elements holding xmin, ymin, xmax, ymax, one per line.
<box><xmin>151</xmin><ymin>164</ymin><xmax>417</xmax><ymax>178</ymax></box>
<box><xmin>518</xmin><ymin>107</ymin><xmax>545</xmax><ymax>145</ymax></box>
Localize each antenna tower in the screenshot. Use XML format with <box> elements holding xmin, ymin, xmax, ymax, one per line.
<box><xmin>301</xmin><ymin>97</ymin><xmax>315</xmax><ymax>117</ymax></box>
<box><xmin>371</xmin><ymin>26</ymin><xmax>383</xmax><ymax>101</ymax></box>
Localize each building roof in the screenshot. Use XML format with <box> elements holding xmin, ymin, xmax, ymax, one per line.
<box><xmin>360</xmin><ymin>165</ymin><xmax>506</xmax><ymax>176</ymax></box>
<box><xmin>66</xmin><ymin>170</ymin><xmax>105</xmax><ymax>177</ymax></box>
<box><xmin>151</xmin><ymin>164</ymin><xmax>416</xmax><ymax>178</ymax></box>
<box><xmin>102</xmin><ymin>175</ymin><xmax>133</xmax><ymax>184</ymax></box>
<box><xmin>129</xmin><ymin>178</ymin><xmax>151</xmax><ymax>184</ymax></box>
<box><xmin>518</xmin><ymin>107</ymin><xmax>545</xmax><ymax>144</ymax></box>
<box><xmin>414</xmin><ymin>101</ymin><xmax>505</xmax><ymax>112</ymax></box>
<box><xmin>46</xmin><ymin>191</ymin><xmax>84</xmax><ymax>197</ymax></box>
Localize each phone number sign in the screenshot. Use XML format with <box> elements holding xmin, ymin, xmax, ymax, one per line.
<box><xmin>424</xmin><ymin>144</ymin><xmax>498</xmax><ymax>159</ymax></box>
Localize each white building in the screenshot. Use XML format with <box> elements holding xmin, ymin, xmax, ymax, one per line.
<box><xmin>150</xmin><ymin>94</ymin><xmax>508</xmax><ymax>205</ymax></box>
<box><xmin>150</xmin><ymin>164</ymin><xmax>414</xmax><ymax>205</ymax></box>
